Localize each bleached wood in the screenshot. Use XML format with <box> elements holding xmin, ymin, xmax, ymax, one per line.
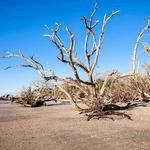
<box><xmin>132</xmin><ymin>20</ymin><xmax>150</xmax><ymax>73</ymax></box>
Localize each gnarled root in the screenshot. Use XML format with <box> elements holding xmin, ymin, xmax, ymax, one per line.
<box><xmin>80</xmin><ymin>102</ymin><xmax>132</xmax><ymax>121</ymax></box>
<box><xmin>85</xmin><ymin>110</ymin><xmax>132</xmax><ymax>121</ymax></box>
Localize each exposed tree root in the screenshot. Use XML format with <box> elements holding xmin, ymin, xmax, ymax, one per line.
<box><xmin>81</xmin><ymin>100</ymin><xmax>150</xmax><ymax>121</ymax></box>
<box><xmin>80</xmin><ymin>102</ymin><xmax>133</xmax><ymax>121</ymax></box>
<box><xmin>85</xmin><ymin>110</ymin><xmax>132</xmax><ymax>121</ymax></box>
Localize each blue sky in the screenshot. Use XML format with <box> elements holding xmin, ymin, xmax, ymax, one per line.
<box><xmin>0</xmin><ymin>0</ymin><xmax>150</xmax><ymax>95</ymax></box>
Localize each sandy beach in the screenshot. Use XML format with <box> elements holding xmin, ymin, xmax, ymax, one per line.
<box><xmin>0</xmin><ymin>101</ymin><xmax>150</xmax><ymax>150</ymax></box>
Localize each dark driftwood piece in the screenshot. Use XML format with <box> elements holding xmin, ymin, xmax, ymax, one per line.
<box><xmin>82</xmin><ymin>99</ymin><xmax>150</xmax><ymax>121</ymax></box>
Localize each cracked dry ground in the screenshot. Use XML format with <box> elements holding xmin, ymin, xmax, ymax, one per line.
<box><xmin>0</xmin><ymin>101</ymin><xmax>150</xmax><ymax>150</ymax></box>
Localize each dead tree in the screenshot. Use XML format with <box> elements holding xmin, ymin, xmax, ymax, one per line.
<box><xmin>132</xmin><ymin>20</ymin><xmax>150</xmax><ymax>73</ymax></box>
<box><xmin>42</xmin><ymin>5</ymin><xmax>135</xmax><ymax>119</ymax></box>
<box><xmin>44</xmin><ymin>5</ymin><xmax>147</xmax><ymax>120</ymax></box>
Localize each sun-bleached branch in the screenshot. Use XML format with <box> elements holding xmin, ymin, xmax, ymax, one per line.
<box><xmin>132</xmin><ymin>20</ymin><xmax>150</xmax><ymax>73</ymax></box>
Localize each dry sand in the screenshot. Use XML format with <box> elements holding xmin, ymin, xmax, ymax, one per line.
<box><xmin>0</xmin><ymin>101</ymin><xmax>150</xmax><ymax>150</ymax></box>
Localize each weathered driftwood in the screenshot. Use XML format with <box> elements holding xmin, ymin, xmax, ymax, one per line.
<box><xmin>0</xmin><ymin>94</ymin><xmax>17</xmax><ymax>101</ymax></box>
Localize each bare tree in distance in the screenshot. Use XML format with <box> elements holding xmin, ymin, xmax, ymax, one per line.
<box><xmin>132</xmin><ymin>20</ymin><xmax>150</xmax><ymax>73</ymax></box>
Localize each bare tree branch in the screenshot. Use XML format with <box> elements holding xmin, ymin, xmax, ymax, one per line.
<box><xmin>89</xmin><ymin>10</ymin><xmax>120</xmax><ymax>76</ymax></box>
<box><xmin>0</xmin><ymin>51</ymin><xmax>52</xmax><ymax>80</ymax></box>
<box><xmin>132</xmin><ymin>20</ymin><xmax>150</xmax><ymax>73</ymax></box>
